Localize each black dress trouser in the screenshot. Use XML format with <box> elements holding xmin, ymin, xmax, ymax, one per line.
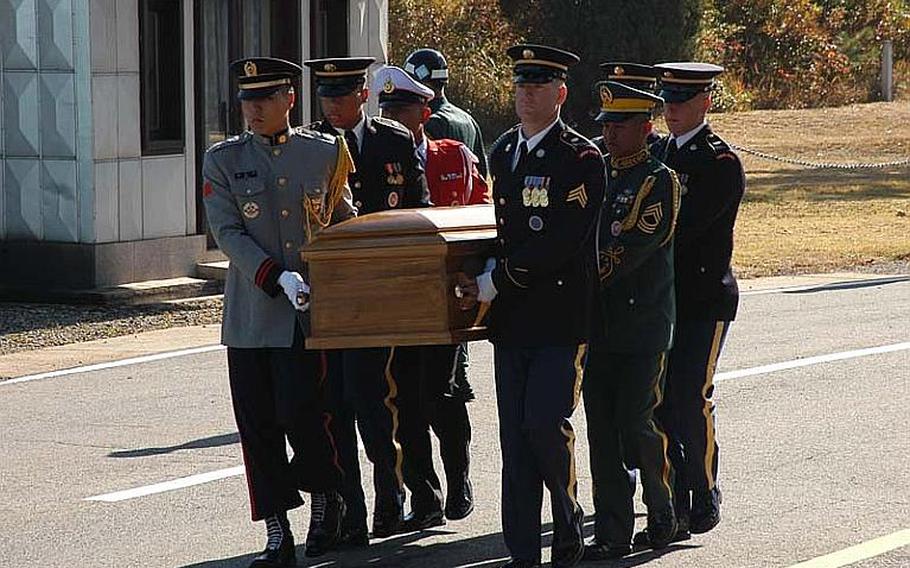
<box><xmin>227</xmin><ymin>324</ymin><xmax>342</xmax><ymax>521</ymax></box>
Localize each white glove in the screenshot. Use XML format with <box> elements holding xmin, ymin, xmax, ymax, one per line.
<box><xmin>477</xmin><ymin>258</ymin><xmax>498</xmax><ymax>303</ymax></box>
<box><xmin>278</xmin><ymin>271</ymin><xmax>311</xmax><ymax>312</ymax></box>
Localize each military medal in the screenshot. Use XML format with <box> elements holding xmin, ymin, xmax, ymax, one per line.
<box><xmin>387</xmin><ymin>191</ymin><xmax>400</xmax><ymax>208</ymax></box>
<box><xmin>242</xmin><ymin>201</ymin><xmax>261</xmax><ymax>219</ymax></box>
<box><xmin>611</xmin><ymin>220</ymin><xmax>622</xmax><ymax>236</ymax></box>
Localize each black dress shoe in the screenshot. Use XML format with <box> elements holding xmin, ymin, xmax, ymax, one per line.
<box><xmin>690</xmin><ymin>487</ymin><xmax>722</xmax><ymax>534</ymax></box>
<box><xmin>305</xmin><ymin>492</ymin><xmax>346</xmax><ymax>557</ymax></box>
<box><xmin>582</xmin><ymin>541</ymin><xmax>632</xmax><ymax>561</ymax></box>
<box><xmin>401</xmin><ymin>508</ymin><xmax>446</xmax><ymax>531</ymax></box>
<box><xmin>249</xmin><ymin>537</ymin><xmax>296</xmax><ymax>567</ymax></box>
<box><xmin>642</xmin><ymin>506</ymin><xmax>678</xmax><ymax>549</ymax></box>
<box><xmin>445</xmin><ymin>477</ymin><xmax>475</xmax><ymax>520</ymax></box>
<box><xmin>338</xmin><ymin>525</ymin><xmax>370</xmax><ymax>548</ymax></box>
<box><xmin>633</xmin><ymin>513</ymin><xmax>690</xmax><ymax>549</ymax></box>
<box><xmin>371</xmin><ymin>508</ymin><xmax>404</xmax><ymax>538</ymax></box>
<box><xmin>500</xmin><ymin>559</ymin><xmax>540</xmax><ymax>568</ymax></box>
<box><xmin>551</xmin><ymin>506</ymin><xmax>584</xmax><ymax>568</ymax></box>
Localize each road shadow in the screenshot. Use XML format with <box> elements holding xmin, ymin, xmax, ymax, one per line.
<box><xmin>179</xmin><ymin>515</ymin><xmax>697</xmax><ymax>568</ymax></box>
<box><xmin>783</xmin><ymin>275</ymin><xmax>910</xmax><ymax>295</ymax></box>
<box><xmin>107</xmin><ymin>432</ymin><xmax>239</xmax><ymax>458</ymax></box>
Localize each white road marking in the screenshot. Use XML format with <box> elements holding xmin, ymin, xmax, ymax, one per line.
<box><xmin>1</xmin><ymin>345</ymin><xmax>225</xmax><ymax>387</ymax></box>
<box><xmin>80</xmin><ymin>340</ymin><xmax>910</xmax><ymax>503</ymax></box>
<box><xmin>786</xmin><ymin>528</ymin><xmax>910</xmax><ymax>568</ymax></box>
<box><xmin>715</xmin><ymin>341</ymin><xmax>910</xmax><ymax>382</ymax></box>
<box><xmin>85</xmin><ymin>465</ymin><xmax>244</xmax><ymax>502</ymax></box>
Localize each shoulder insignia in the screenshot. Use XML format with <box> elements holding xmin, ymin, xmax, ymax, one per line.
<box><xmin>490</xmin><ymin>125</ymin><xmax>520</xmax><ymax>157</ymax></box>
<box><xmin>372</xmin><ymin>116</ymin><xmax>410</xmax><ymax>134</ymax></box>
<box><xmin>566</xmin><ymin>184</ymin><xmax>589</xmax><ymax>208</ymax></box>
<box><xmin>295</xmin><ymin>126</ymin><xmax>336</xmax><ymax>145</ymax></box>
<box><xmin>578</xmin><ymin>148</ymin><xmax>601</xmax><ymax>160</ymax></box>
<box><xmin>705</xmin><ymin>133</ymin><xmax>732</xmax><ymax>154</ymax></box>
<box><xmin>716</xmin><ymin>152</ymin><xmax>738</xmax><ymax>161</ymax></box>
<box><xmin>559</xmin><ymin>128</ymin><xmax>590</xmax><ymax>148</ymax></box>
<box><xmin>208</xmin><ymin>131</ymin><xmax>250</xmax><ymax>153</ymax></box>
<box><xmin>202</xmin><ymin>180</ymin><xmax>215</xmax><ymax>198</ymax></box>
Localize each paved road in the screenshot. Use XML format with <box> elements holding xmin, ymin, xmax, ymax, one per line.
<box><xmin>1</xmin><ymin>278</ymin><xmax>908</xmax><ymax>567</ymax></box>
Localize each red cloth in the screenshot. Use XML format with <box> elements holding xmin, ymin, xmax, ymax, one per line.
<box><xmin>424</xmin><ymin>138</ymin><xmax>490</xmax><ymax>206</ymax></box>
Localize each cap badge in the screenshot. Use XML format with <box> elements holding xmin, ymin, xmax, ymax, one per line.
<box><xmin>244</xmin><ymin>61</ymin><xmax>258</xmax><ymax>77</ymax></box>
<box><xmin>614</xmin><ymin>66</ymin><xmax>625</xmax><ymax>75</ymax></box>
<box><xmin>324</xmin><ymin>63</ymin><xmax>336</xmax><ymax>72</ymax></box>
<box><xmin>600</xmin><ymin>85</ymin><xmax>614</xmax><ymax>105</ymax></box>
<box><xmin>522</xmin><ymin>49</ymin><xmax>535</xmax><ymax>59</ymax></box>
<box><xmin>383</xmin><ymin>77</ymin><xmax>395</xmax><ymax>93</ymax></box>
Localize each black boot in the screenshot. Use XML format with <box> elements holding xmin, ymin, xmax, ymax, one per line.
<box><xmin>551</xmin><ymin>506</ymin><xmax>584</xmax><ymax>568</ymax></box>
<box><xmin>633</xmin><ymin>512</ymin><xmax>690</xmax><ymax>549</ymax></box>
<box><xmin>250</xmin><ymin>513</ymin><xmax>296</xmax><ymax>567</ymax></box>
<box><xmin>305</xmin><ymin>492</ymin><xmax>346</xmax><ymax>557</ymax></box>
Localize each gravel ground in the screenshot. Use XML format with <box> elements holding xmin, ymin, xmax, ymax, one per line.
<box><xmin>0</xmin><ymin>258</ymin><xmax>906</xmax><ymax>356</ymax></box>
<box><xmin>0</xmin><ymin>298</ymin><xmax>223</xmax><ymax>356</ymax></box>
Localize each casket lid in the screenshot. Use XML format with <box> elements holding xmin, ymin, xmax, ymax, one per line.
<box><xmin>305</xmin><ymin>205</ymin><xmax>496</xmax><ymax>251</ymax></box>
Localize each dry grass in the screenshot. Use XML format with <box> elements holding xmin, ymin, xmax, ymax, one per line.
<box><xmin>669</xmin><ymin>101</ymin><xmax>910</xmax><ymax>278</ymax></box>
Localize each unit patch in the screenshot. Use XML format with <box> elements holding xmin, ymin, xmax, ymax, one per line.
<box><xmin>242</xmin><ymin>201</ymin><xmax>261</xmax><ymax>219</ymax></box>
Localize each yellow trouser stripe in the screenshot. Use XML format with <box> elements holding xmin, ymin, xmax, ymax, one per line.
<box><xmin>702</xmin><ymin>322</ymin><xmax>725</xmax><ymax>489</ymax></box>
<box><xmin>571</xmin><ymin>343</ymin><xmax>587</xmax><ymax>410</ymax></box>
<box><xmin>561</xmin><ymin>422</ymin><xmax>578</xmax><ymax>509</ymax></box>
<box><xmin>562</xmin><ymin>343</ymin><xmax>587</xmax><ymax>509</ymax></box>
<box><xmin>383</xmin><ymin>347</ymin><xmax>404</xmax><ymax>489</ymax></box>
<box><xmin>650</xmin><ymin>352</ymin><xmax>673</xmax><ymax>499</ymax></box>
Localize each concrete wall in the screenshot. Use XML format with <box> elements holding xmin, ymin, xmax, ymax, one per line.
<box><xmin>88</xmin><ymin>0</ymin><xmax>196</xmax><ymax>244</ymax></box>
<box><xmin>0</xmin><ymin>0</ymin><xmax>90</xmax><ymax>244</ymax></box>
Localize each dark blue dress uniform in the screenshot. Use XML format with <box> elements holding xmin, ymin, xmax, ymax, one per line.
<box><xmin>582</xmin><ymin>82</ymin><xmax>682</xmax><ymax>560</ymax></box>
<box><xmin>486</xmin><ymin>45</ymin><xmax>605</xmax><ymax>568</ymax></box>
<box><xmin>202</xmin><ymin>57</ymin><xmax>355</xmax><ymax>567</ymax></box>
<box><xmin>590</xmin><ymin>63</ymin><xmax>662</xmax><ymax>154</ymax></box>
<box><xmin>650</xmin><ymin>62</ymin><xmax>745</xmax><ymax>535</ymax></box>
<box><xmin>303</xmin><ymin>56</ymin><xmax>432</xmax><ymax>543</ymax></box>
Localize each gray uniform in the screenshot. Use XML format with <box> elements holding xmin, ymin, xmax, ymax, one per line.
<box><xmin>203</xmin><ymin>127</ymin><xmax>355</xmax><ymax>347</ymax></box>
<box><xmin>202</xmin><ymin>125</ymin><xmax>355</xmax><ymax>522</ymax></box>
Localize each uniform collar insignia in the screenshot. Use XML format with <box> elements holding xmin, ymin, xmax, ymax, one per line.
<box><xmin>610</xmin><ymin>148</ymin><xmax>649</xmax><ymax>170</ymax></box>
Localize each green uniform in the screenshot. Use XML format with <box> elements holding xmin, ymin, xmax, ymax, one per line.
<box><xmin>583</xmin><ymin>149</ymin><xmax>681</xmax><ymax>547</ymax></box>
<box><xmin>426</xmin><ymin>96</ymin><xmax>488</xmax><ymax>177</ymax></box>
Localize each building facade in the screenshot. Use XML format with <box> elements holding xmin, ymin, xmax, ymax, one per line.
<box><xmin>0</xmin><ymin>0</ymin><xmax>388</xmax><ymax>290</ymax></box>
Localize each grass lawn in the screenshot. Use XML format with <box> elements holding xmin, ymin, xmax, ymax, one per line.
<box><xmin>676</xmin><ymin>101</ymin><xmax>910</xmax><ymax>278</ymax></box>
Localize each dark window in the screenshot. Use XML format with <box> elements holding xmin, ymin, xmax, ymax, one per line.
<box><xmin>140</xmin><ymin>0</ymin><xmax>185</xmax><ymax>155</ymax></box>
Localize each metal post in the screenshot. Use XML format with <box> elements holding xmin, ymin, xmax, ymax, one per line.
<box><xmin>882</xmin><ymin>40</ymin><xmax>893</xmax><ymax>102</ymax></box>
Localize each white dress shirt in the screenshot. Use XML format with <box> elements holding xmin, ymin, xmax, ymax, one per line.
<box><xmin>669</xmin><ymin>120</ymin><xmax>708</xmax><ymax>150</ymax></box>
<box><xmin>513</xmin><ymin>116</ymin><xmax>560</xmax><ymax>170</ymax></box>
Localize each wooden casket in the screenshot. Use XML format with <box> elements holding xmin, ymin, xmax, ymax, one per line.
<box><xmin>300</xmin><ymin>205</ymin><xmax>497</xmax><ymax>349</ymax></box>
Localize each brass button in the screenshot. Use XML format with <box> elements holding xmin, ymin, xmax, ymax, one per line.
<box><xmin>700</xmin><ymin>266</ymin><xmax>706</xmax><ymax>273</ymax></box>
<box><xmin>611</xmin><ymin>170</ymin><xmax>618</xmax><ymax>178</ymax></box>
<box><xmin>285</xmin><ymin>241</ymin><xmax>293</xmax><ymax>249</ymax></box>
<box><xmin>281</xmin><ymin>209</ymin><xmax>290</xmax><ymax>218</ymax></box>
<box><xmin>628</xmin><ymin>298</ymin><xmax>635</xmax><ymax>305</ymax></box>
<box><xmin>355</xmin><ymin>200</ymin><xmax>362</xmax><ymax>208</ymax></box>
<box><xmin>499</xmin><ymin>198</ymin><xmax>506</xmax><ymax>205</ymax></box>
<box><xmin>557</xmin><ymin>280</ymin><xmax>563</xmax><ymax>286</ymax></box>
<box><xmin>277</xmin><ymin>177</ymin><xmax>287</xmax><ymax>187</ymax></box>
<box><xmin>272</xmin><ymin>148</ymin><xmax>282</xmax><ymax>157</ymax></box>
<box><xmin>498</xmin><ymin>218</ymin><xmax>505</xmax><ymax>226</ymax></box>
<box><xmin>354</xmin><ymin>181</ymin><xmax>362</xmax><ymax>189</ymax></box>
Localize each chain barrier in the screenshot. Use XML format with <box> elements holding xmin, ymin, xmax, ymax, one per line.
<box><xmin>727</xmin><ymin>142</ymin><xmax>910</xmax><ymax>170</ymax></box>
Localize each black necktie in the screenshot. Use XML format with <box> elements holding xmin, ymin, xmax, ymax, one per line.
<box><xmin>514</xmin><ymin>140</ymin><xmax>528</xmax><ymax>171</ymax></box>
<box><xmin>665</xmin><ymin>139</ymin><xmax>678</xmax><ymax>163</ymax></box>
<box><xmin>345</xmin><ymin>130</ymin><xmax>360</xmax><ymax>164</ymax></box>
